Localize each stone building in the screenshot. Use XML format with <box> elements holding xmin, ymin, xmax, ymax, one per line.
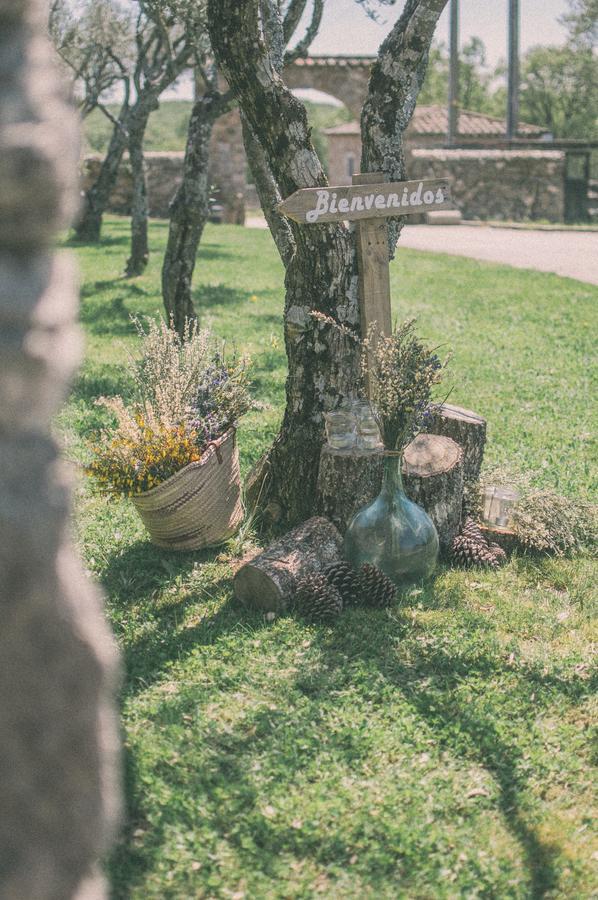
<box><xmin>324</xmin><ymin>106</ymin><xmax>548</xmax><ymax>184</ymax></box>
<box><xmin>83</xmin><ymin>55</ymin><xmax>595</xmax><ymax>225</ymax></box>
<box><xmin>324</xmin><ymin>106</ymin><xmax>575</xmax><ymax>223</ymax></box>
<box><xmin>324</xmin><ymin>104</ymin><xmax>595</xmax><ymax>224</ymax></box>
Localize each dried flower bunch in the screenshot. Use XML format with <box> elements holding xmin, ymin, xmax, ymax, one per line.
<box><xmin>467</xmin><ymin>465</ymin><xmax>597</xmax><ymax>555</ymax></box>
<box><xmin>87</xmin><ymin>318</ymin><xmax>251</xmax><ymax>497</ymax></box>
<box><xmin>363</xmin><ymin>318</ymin><xmax>449</xmax><ymax>452</ymax></box>
<box><xmin>312</xmin><ymin>312</ymin><xmax>449</xmax><ymax>452</ymax></box>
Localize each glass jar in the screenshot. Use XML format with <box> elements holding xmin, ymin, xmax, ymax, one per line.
<box><xmin>356</xmin><ymin>403</ymin><xmax>382</xmax><ymax>450</ymax></box>
<box><xmin>325</xmin><ymin>410</ymin><xmax>356</xmax><ymax>451</ymax></box>
<box><xmin>482</xmin><ymin>485</ymin><xmax>519</xmax><ymax>528</ymax></box>
<box><xmin>344</xmin><ymin>452</ymin><xmax>439</xmax><ymax>586</ymax></box>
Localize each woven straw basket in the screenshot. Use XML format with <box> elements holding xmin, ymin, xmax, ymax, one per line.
<box><xmin>132</xmin><ymin>428</ymin><xmax>243</xmax><ymax>550</ymax></box>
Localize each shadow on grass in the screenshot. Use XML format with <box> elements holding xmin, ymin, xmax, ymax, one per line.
<box><xmin>107</xmin><ymin>565</ymin><xmax>595</xmax><ymax>897</ymax></box>
<box><xmin>193</xmin><ymin>283</ymin><xmax>251</xmax><ymax>310</ymax></box>
<box><xmin>79</xmin><ymin>294</ymin><xmax>144</xmax><ymax>337</ymax></box>
<box><xmin>299</xmin><ymin>611</ymin><xmax>586</xmax><ymax>898</ymax></box>
<box><xmin>71</xmin><ymin>363</ymin><xmax>135</xmax><ymax>405</ymax></box>
<box><xmin>65</xmin><ymin>232</ymin><xmax>130</xmax><ymax>248</ymax></box>
<box><xmin>196</xmin><ymin>244</ymin><xmax>234</xmax><ymax>262</ymax></box>
<box><xmin>100</xmin><ymin>539</ymin><xmax>206</xmax><ymax>607</ymax></box>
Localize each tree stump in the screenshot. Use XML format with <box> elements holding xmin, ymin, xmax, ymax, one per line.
<box><xmin>316</xmin><ymin>446</ymin><xmax>385</xmax><ymax>534</ymax></box>
<box><xmin>427</xmin><ymin>403</ymin><xmax>486</xmax><ymax>481</ymax></box>
<box><xmin>403</xmin><ymin>434</ymin><xmax>464</xmax><ymax>552</ymax></box>
<box><xmin>233</xmin><ymin>516</ymin><xmax>343</xmax><ymax>612</ymax></box>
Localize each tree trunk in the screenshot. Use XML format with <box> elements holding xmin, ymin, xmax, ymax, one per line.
<box><xmin>233</xmin><ymin>516</ymin><xmax>342</xmax><ymax>611</ymax></box>
<box><xmin>317</xmin><ymin>446</ymin><xmax>385</xmax><ymax>534</ymax></box>
<box><xmin>161</xmin><ymin>94</ymin><xmax>219</xmax><ymax>335</ymax></box>
<box><xmin>208</xmin><ymin>0</ymin><xmax>448</xmax><ymax>527</ymax></box>
<box><xmin>209</xmin><ymin>0</ymin><xmax>361</xmax><ymax>526</ymax></box>
<box><xmin>124</xmin><ymin>108</ymin><xmax>152</xmax><ymax>277</ymax></box>
<box><xmin>403</xmin><ymin>433</ymin><xmax>464</xmax><ymax>551</ymax></box>
<box><xmin>74</xmin><ymin>114</ymin><xmax>128</xmax><ymax>242</ymax></box>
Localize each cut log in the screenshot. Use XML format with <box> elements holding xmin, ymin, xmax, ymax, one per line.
<box><xmin>427</xmin><ymin>403</ymin><xmax>486</xmax><ymax>481</ymax></box>
<box><xmin>403</xmin><ymin>433</ymin><xmax>464</xmax><ymax>552</ymax></box>
<box><xmin>233</xmin><ymin>516</ymin><xmax>343</xmax><ymax>612</ymax></box>
<box><xmin>316</xmin><ymin>446</ymin><xmax>385</xmax><ymax>534</ymax></box>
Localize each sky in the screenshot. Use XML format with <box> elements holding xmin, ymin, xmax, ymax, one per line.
<box><xmin>304</xmin><ymin>0</ymin><xmax>569</xmax><ymax>63</ymax></box>
<box><xmin>165</xmin><ymin>0</ymin><xmax>570</xmax><ymax>101</ymax></box>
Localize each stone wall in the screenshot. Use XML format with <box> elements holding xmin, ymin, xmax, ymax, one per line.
<box><xmin>327</xmin><ymin>134</ymin><xmax>360</xmax><ymax>185</ymax></box>
<box><xmin>81</xmin><ymin>109</ymin><xmax>246</xmax><ymax>225</ymax></box>
<box><xmin>326</xmin><ymin>137</ymin><xmax>566</xmax><ymax>222</ymax></box>
<box><xmin>410</xmin><ymin>149</ymin><xmax>566</xmax><ymax>222</ymax></box>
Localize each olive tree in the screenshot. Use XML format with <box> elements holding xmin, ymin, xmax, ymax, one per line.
<box><xmin>161</xmin><ymin>0</ymin><xmax>325</xmax><ymax>335</ymax></box>
<box><xmin>50</xmin><ymin>0</ymin><xmax>134</xmax><ymax>243</ymax></box>
<box><xmin>207</xmin><ymin>0</ymin><xmax>448</xmax><ymax>526</ymax></box>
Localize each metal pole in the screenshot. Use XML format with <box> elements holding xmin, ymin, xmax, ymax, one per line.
<box><xmin>507</xmin><ymin>0</ymin><xmax>520</xmax><ymax>141</ymax></box>
<box><xmin>448</xmin><ymin>0</ymin><xmax>459</xmax><ymax>146</ymax></box>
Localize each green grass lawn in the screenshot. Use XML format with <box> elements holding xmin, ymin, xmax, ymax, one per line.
<box><xmin>62</xmin><ymin>217</ymin><xmax>597</xmax><ymax>899</ymax></box>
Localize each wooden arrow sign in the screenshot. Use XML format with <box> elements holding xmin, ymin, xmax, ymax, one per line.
<box><xmin>278</xmin><ymin>171</ymin><xmax>453</xmax><ymax>398</ymax></box>
<box><xmin>278</xmin><ymin>177</ymin><xmax>451</xmax><ymax>225</ymax></box>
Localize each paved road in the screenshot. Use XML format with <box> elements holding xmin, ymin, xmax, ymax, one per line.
<box><xmin>246</xmin><ymin>216</ymin><xmax>598</xmax><ymax>285</ymax></box>
<box><xmin>399</xmin><ymin>224</ymin><xmax>598</xmax><ymax>285</ymax></box>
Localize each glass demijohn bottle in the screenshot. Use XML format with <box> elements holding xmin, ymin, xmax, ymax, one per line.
<box><xmin>344</xmin><ymin>451</ymin><xmax>439</xmax><ymax>586</ymax></box>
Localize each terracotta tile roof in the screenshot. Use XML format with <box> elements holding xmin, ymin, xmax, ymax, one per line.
<box><xmin>323</xmin><ymin>106</ymin><xmax>547</xmax><ymax>138</ymax></box>
<box><xmin>414</xmin><ymin>106</ymin><xmax>546</xmax><ymax>136</ymax></box>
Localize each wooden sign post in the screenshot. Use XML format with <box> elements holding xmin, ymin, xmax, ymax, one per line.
<box><xmin>278</xmin><ymin>172</ymin><xmax>452</xmax><ymax>352</ymax></box>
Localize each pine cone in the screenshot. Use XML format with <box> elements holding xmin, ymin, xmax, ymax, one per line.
<box><xmin>452</xmin><ymin>533</ymin><xmax>502</xmax><ymax>569</ymax></box>
<box><xmin>358</xmin><ymin>563</ymin><xmax>396</xmax><ymax>608</ymax></box>
<box><xmin>488</xmin><ymin>542</ymin><xmax>507</xmax><ymax>564</ymax></box>
<box><xmin>461</xmin><ymin>516</ymin><xmax>486</xmax><ymax>543</ymax></box>
<box><xmin>324</xmin><ymin>561</ymin><xmax>359</xmax><ymax>606</ymax></box>
<box><xmin>294</xmin><ymin>574</ymin><xmax>343</xmax><ymax>623</ymax></box>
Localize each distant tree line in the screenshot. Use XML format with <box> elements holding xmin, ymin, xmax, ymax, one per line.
<box><xmin>420</xmin><ymin>0</ymin><xmax>597</xmax><ymax>141</ymax></box>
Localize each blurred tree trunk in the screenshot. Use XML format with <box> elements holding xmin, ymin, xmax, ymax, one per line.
<box><xmin>0</xmin><ymin>0</ymin><xmax>120</xmax><ymax>894</ymax></box>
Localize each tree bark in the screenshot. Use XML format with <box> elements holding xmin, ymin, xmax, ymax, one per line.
<box><xmin>209</xmin><ymin>0</ymin><xmax>360</xmax><ymax>526</ymax></box>
<box><xmin>161</xmin><ymin>92</ymin><xmax>222</xmax><ymax>334</ymax></box>
<box><xmin>74</xmin><ymin>112</ymin><xmax>128</xmax><ymax>242</ymax></box>
<box><xmin>403</xmin><ymin>433</ymin><xmax>463</xmax><ymax>551</ymax></box>
<box><xmin>241</xmin><ymin>113</ymin><xmax>295</xmax><ymax>268</ymax></box>
<box><xmin>233</xmin><ymin>516</ymin><xmax>342</xmax><ymax>611</ymax></box>
<box><xmin>317</xmin><ymin>446</ymin><xmax>385</xmax><ymax>534</ymax></box>
<box><xmin>124</xmin><ymin>103</ymin><xmax>154</xmax><ymax>277</ymax></box>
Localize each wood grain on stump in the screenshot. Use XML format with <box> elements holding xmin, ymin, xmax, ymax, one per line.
<box><xmin>427</xmin><ymin>403</ymin><xmax>486</xmax><ymax>481</ymax></box>
<box><xmin>233</xmin><ymin>516</ymin><xmax>343</xmax><ymax>612</ymax></box>
<box><xmin>403</xmin><ymin>433</ymin><xmax>464</xmax><ymax>552</ymax></box>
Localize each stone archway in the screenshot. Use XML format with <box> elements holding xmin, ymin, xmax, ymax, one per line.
<box><xmin>283</xmin><ymin>55</ymin><xmax>375</xmax><ymax>119</ymax></box>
